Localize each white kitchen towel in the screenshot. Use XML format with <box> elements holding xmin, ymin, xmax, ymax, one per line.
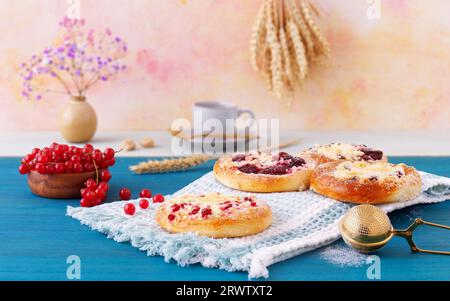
<box><xmin>67</xmin><ymin>171</ymin><xmax>450</xmax><ymax>279</ymax></box>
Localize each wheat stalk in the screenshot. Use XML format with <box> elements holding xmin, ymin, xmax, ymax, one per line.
<box><xmin>250</xmin><ymin>1</ymin><xmax>268</xmax><ymax>71</ymax></box>
<box><xmin>287</xmin><ymin>19</ymin><xmax>308</xmax><ymax>81</ymax></box>
<box><xmin>299</xmin><ymin>0</ymin><xmax>330</xmax><ymax>59</ymax></box>
<box><xmin>287</xmin><ymin>0</ymin><xmax>314</xmax><ymax>59</ymax></box>
<box><xmin>129</xmin><ymin>155</ymin><xmax>210</xmax><ymax>174</ymax></box>
<box><xmin>266</xmin><ymin>0</ymin><xmax>283</xmax><ymax>98</ymax></box>
<box><xmin>249</xmin><ymin>0</ymin><xmax>330</xmax><ymax>99</ymax></box>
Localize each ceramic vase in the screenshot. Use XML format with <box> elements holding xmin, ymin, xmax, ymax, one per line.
<box><xmin>58</xmin><ymin>96</ymin><xmax>97</xmax><ymax>143</ymax></box>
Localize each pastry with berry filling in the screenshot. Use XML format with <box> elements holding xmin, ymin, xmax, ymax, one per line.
<box><xmin>213</xmin><ymin>151</ymin><xmax>313</xmax><ymax>193</ymax></box>
<box><xmin>299</xmin><ymin>143</ymin><xmax>387</xmax><ymax>166</ymax></box>
<box><xmin>310</xmin><ymin>161</ymin><xmax>421</xmax><ymax>204</ymax></box>
<box><xmin>155</xmin><ymin>193</ymin><xmax>272</xmax><ymax>238</ymax></box>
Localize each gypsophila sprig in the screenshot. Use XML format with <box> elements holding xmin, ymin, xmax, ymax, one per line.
<box><xmin>19</xmin><ymin>17</ymin><xmax>128</xmax><ymax>100</ymax></box>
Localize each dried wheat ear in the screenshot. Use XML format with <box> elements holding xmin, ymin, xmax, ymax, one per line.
<box><xmin>250</xmin><ymin>0</ymin><xmax>330</xmax><ymax>99</ymax></box>
<box><xmin>129</xmin><ymin>155</ymin><xmax>210</xmax><ymax>174</ymax></box>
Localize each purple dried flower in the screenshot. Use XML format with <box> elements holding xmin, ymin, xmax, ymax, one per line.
<box><xmin>20</xmin><ymin>17</ymin><xmax>127</xmax><ymax>101</ymax></box>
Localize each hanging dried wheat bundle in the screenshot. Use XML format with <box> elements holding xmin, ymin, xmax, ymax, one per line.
<box><xmin>250</xmin><ymin>0</ymin><xmax>329</xmax><ymax>99</ymax></box>
<box><xmin>129</xmin><ymin>155</ymin><xmax>210</xmax><ymax>174</ymax></box>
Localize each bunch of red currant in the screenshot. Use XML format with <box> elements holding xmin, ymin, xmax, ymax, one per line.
<box><xmin>79</xmin><ymin>170</ymin><xmax>112</xmax><ymax>207</ymax></box>
<box><xmin>18</xmin><ymin>143</ymin><xmax>116</xmax><ymax>175</ymax></box>
<box><xmin>120</xmin><ymin>188</ymin><xmax>165</xmax><ymax>215</ymax></box>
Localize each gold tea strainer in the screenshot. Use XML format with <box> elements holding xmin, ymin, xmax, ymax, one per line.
<box><xmin>339</xmin><ymin>204</ymin><xmax>450</xmax><ymax>255</ymax></box>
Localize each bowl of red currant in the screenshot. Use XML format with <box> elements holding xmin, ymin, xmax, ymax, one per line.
<box><xmin>19</xmin><ymin>143</ymin><xmax>115</xmax><ymax>199</ymax></box>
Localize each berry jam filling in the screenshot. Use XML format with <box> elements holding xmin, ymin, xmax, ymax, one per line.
<box><xmin>260</xmin><ymin>164</ymin><xmax>288</xmax><ymax>175</ymax></box>
<box><xmin>358</xmin><ymin>147</ymin><xmax>383</xmax><ymax>161</ymax></box>
<box><xmin>238</xmin><ymin>163</ymin><xmax>261</xmax><ymax>174</ymax></box>
<box><xmin>231</xmin><ymin>154</ymin><xmax>247</xmax><ymax>162</ymax></box>
<box><xmin>236</xmin><ymin>152</ymin><xmax>306</xmax><ymax>175</ymax></box>
<box><xmin>288</xmin><ymin>157</ymin><xmax>306</xmax><ymax>168</ymax></box>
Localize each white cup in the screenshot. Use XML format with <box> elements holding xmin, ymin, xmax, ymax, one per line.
<box><xmin>192</xmin><ymin>101</ymin><xmax>255</xmax><ymax>136</ymax></box>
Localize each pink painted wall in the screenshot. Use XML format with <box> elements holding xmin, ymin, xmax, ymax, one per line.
<box><xmin>0</xmin><ymin>0</ymin><xmax>449</xmax><ymax>131</ymax></box>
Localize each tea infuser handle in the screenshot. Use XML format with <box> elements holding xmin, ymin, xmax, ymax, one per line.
<box><xmin>393</xmin><ymin>218</ymin><xmax>450</xmax><ymax>255</ymax></box>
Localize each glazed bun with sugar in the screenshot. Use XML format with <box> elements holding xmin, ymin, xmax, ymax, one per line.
<box><xmin>299</xmin><ymin>143</ymin><xmax>387</xmax><ymax>166</ymax></box>
<box><xmin>213</xmin><ymin>151</ymin><xmax>314</xmax><ymax>193</ymax></box>
<box><xmin>310</xmin><ymin>161</ymin><xmax>422</xmax><ymax>204</ymax></box>
<box><xmin>155</xmin><ymin>193</ymin><xmax>272</xmax><ymax>238</ymax></box>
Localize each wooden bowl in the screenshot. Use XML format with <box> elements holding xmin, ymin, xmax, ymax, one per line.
<box><xmin>27</xmin><ymin>169</ymin><xmax>106</xmax><ymax>199</ymax></box>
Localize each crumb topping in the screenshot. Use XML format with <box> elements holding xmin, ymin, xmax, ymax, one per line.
<box><xmin>306</xmin><ymin>143</ymin><xmax>383</xmax><ymax>161</ymax></box>
<box><xmin>333</xmin><ymin>161</ymin><xmax>405</xmax><ymax>181</ymax></box>
<box><xmin>161</xmin><ymin>193</ymin><xmax>266</xmax><ymax>222</ymax></box>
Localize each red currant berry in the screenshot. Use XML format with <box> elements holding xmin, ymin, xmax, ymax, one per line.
<box><xmin>64</xmin><ymin>161</ymin><xmax>74</xmax><ymax>172</ymax></box>
<box><xmin>85</xmin><ymin>178</ymin><xmax>97</xmax><ymax>190</ymax></box>
<box><xmin>62</xmin><ymin>151</ymin><xmax>72</xmax><ymax>162</ymax></box>
<box><xmin>139</xmin><ymin>198</ymin><xmax>149</xmax><ymax>209</ymax></box>
<box><xmin>201</xmin><ymin>207</ymin><xmax>212</xmax><ymax>218</ymax></box>
<box><xmin>37</xmin><ymin>154</ymin><xmax>49</xmax><ymax>163</ymax></box>
<box><xmin>19</xmin><ymin>164</ymin><xmax>30</xmax><ymax>174</ymax></box>
<box><xmin>101</xmin><ymin>170</ymin><xmax>112</xmax><ymax>182</ymax></box>
<box><xmin>73</xmin><ymin>162</ymin><xmax>83</xmax><ymax>173</ymax></box>
<box><xmin>124</xmin><ymin>203</ymin><xmax>136</xmax><ymax>215</ymax></box>
<box><xmin>104</xmin><ymin>148</ymin><xmax>115</xmax><ymax>160</ymax></box>
<box><xmin>95</xmin><ymin>189</ymin><xmax>107</xmax><ymax>201</ymax></box>
<box><xmin>54</xmin><ymin>163</ymin><xmax>65</xmax><ymax>174</ymax></box>
<box><xmin>189</xmin><ymin>206</ymin><xmax>200</xmax><ymax>215</ymax></box>
<box><xmin>100</xmin><ymin>160</ymin><xmax>110</xmax><ymax>169</ymax></box>
<box><xmin>84</xmin><ymin>144</ymin><xmax>94</xmax><ymax>153</ymax></box>
<box><xmin>119</xmin><ymin>188</ymin><xmax>131</xmax><ymax>200</ymax></box>
<box><xmin>24</xmin><ymin>154</ymin><xmax>35</xmax><ymax>163</ymax></box>
<box><xmin>92</xmin><ymin>197</ymin><xmax>103</xmax><ymax>206</ymax></box>
<box><xmin>80</xmin><ymin>188</ymin><xmax>89</xmax><ymax>198</ymax></box>
<box><xmin>108</xmin><ymin>157</ymin><xmax>116</xmax><ymax>166</ymax></box>
<box><xmin>41</xmin><ymin>147</ymin><xmax>51</xmax><ymax>156</ymax></box>
<box><xmin>171</xmin><ymin>204</ymin><xmax>181</xmax><ymax>212</ymax></box>
<box><xmin>152</xmin><ymin>194</ymin><xmax>165</xmax><ymax>203</ymax></box>
<box><xmin>83</xmin><ymin>162</ymin><xmax>94</xmax><ymax>172</ymax></box>
<box><xmin>53</xmin><ymin>145</ymin><xmax>64</xmax><ymax>155</ymax></box>
<box><xmin>167</xmin><ymin>214</ymin><xmax>175</xmax><ymax>221</ymax></box>
<box><xmin>36</xmin><ymin>163</ymin><xmax>46</xmax><ymax>174</ymax></box>
<box><xmin>83</xmin><ymin>153</ymin><xmax>93</xmax><ymax>163</ymax></box>
<box><xmin>84</xmin><ymin>190</ymin><xmax>97</xmax><ymax>202</ymax></box>
<box><xmin>139</xmin><ymin>189</ymin><xmax>152</xmax><ymax>198</ymax></box>
<box><xmin>93</xmin><ymin>150</ymin><xmax>103</xmax><ymax>162</ymax></box>
<box><xmin>31</xmin><ymin>148</ymin><xmax>40</xmax><ymax>155</ymax></box>
<box><xmin>97</xmin><ymin>182</ymin><xmax>109</xmax><ymax>192</ymax></box>
<box><xmin>71</xmin><ymin>155</ymin><xmax>81</xmax><ymax>163</ymax></box>
<box><xmin>80</xmin><ymin>198</ymin><xmax>91</xmax><ymax>207</ymax></box>
<box><xmin>52</xmin><ymin>154</ymin><xmax>63</xmax><ymax>163</ymax></box>
<box><xmin>45</xmin><ymin>165</ymin><xmax>55</xmax><ymax>174</ymax></box>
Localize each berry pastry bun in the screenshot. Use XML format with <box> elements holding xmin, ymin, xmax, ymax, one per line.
<box><xmin>310</xmin><ymin>161</ymin><xmax>422</xmax><ymax>204</ymax></box>
<box><xmin>299</xmin><ymin>143</ymin><xmax>387</xmax><ymax>166</ymax></box>
<box><xmin>213</xmin><ymin>152</ymin><xmax>314</xmax><ymax>193</ymax></box>
<box><xmin>155</xmin><ymin>193</ymin><xmax>272</xmax><ymax>238</ymax></box>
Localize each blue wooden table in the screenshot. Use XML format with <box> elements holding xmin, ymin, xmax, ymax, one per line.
<box><xmin>0</xmin><ymin>156</ymin><xmax>449</xmax><ymax>281</ymax></box>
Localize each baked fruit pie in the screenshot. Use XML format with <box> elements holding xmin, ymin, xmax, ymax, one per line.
<box><xmin>155</xmin><ymin>193</ymin><xmax>272</xmax><ymax>238</ymax></box>
<box><xmin>299</xmin><ymin>143</ymin><xmax>386</xmax><ymax>166</ymax></box>
<box><xmin>213</xmin><ymin>151</ymin><xmax>313</xmax><ymax>193</ymax></box>
<box><xmin>310</xmin><ymin>161</ymin><xmax>422</xmax><ymax>204</ymax></box>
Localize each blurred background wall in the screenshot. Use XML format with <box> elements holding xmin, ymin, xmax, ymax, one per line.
<box><xmin>0</xmin><ymin>0</ymin><xmax>449</xmax><ymax>131</ymax></box>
